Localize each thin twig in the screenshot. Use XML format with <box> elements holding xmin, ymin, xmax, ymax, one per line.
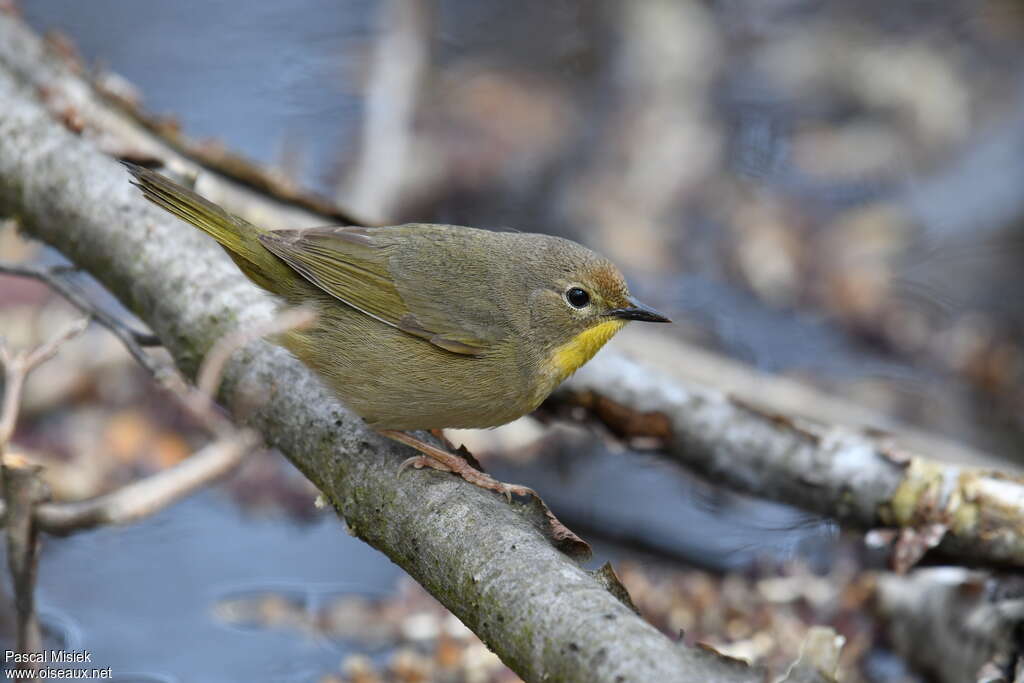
<box><xmin>0</xmin><ymin>306</ymin><xmax>317</xmax><ymax>534</ymax></box>
<box><xmin>0</xmin><ymin>354</ymin><xmax>25</xmax><ymax>448</ymax></box>
<box><xmin>153</xmin><ymin>306</ymin><xmax>317</xmax><ymax>438</ymax></box>
<box><xmin>0</xmin><ymin>316</ymin><xmax>88</xmax><ymax>447</ymax></box>
<box><xmin>35</xmin><ymin>436</ymin><xmax>257</xmax><ymax>535</ymax></box>
<box><xmin>22</xmin><ymin>316</ymin><xmax>91</xmax><ymax>372</ymax></box>
<box><xmin>0</xmin><ymin>260</ymin><xmax>163</xmax><ymax>376</ymax></box>
<box><xmin>197</xmin><ymin>306</ymin><xmax>316</xmax><ymax>398</ymax></box>
<box><xmin>0</xmin><ymin>262</ymin><xmax>313</xmax><ymax>437</ymax></box>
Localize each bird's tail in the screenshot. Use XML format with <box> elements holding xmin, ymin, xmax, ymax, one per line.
<box><xmin>123</xmin><ymin>162</ymin><xmax>294</xmax><ymax>294</ymax></box>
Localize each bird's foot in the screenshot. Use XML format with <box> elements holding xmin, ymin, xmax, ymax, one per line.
<box><xmin>380</xmin><ymin>429</ymin><xmax>591</xmax><ymax>559</ymax></box>
<box><xmin>382</xmin><ymin>430</ymin><xmax>534</xmax><ymax>503</ymax></box>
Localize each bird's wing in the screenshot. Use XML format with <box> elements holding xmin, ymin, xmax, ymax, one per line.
<box><xmin>258</xmin><ymin>225</ymin><xmax>496</xmax><ymax>355</ymax></box>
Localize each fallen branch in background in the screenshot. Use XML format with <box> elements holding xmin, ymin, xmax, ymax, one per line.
<box><xmin>557</xmin><ymin>352</ymin><xmax>1024</xmax><ymax>572</ymax></box>
<box><xmin>604</xmin><ymin>327</ymin><xmax>1011</xmax><ymax>471</ymax></box>
<box><xmin>31</xmin><ymin>438</ymin><xmax>253</xmax><ymax>535</ymax></box>
<box><xmin>876</xmin><ymin>568</ymin><xmax>1024</xmax><ymax>683</ymax></box>
<box><xmin>0</xmin><ymin>30</ymin><xmax>776</xmax><ymax>682</ymax></box>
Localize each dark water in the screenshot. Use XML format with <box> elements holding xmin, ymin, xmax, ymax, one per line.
<box><xmin>489</xmin><ymin>447</ymin><xmax>836</xmax><ymax>573</ymax></box>
<box><xmin>26</xmin><ymin>491</ymin><xmax>399</xmax><ymax>682</ymax></box>
<box><xmin>19</xmin><ymin>1</ymin><xmax>593</xmax><ymax>195</ymax></box>
<box><xmin>22</xmin><ymin>1</ymin><xmax>376</xmax><ymax>191</ymax></box>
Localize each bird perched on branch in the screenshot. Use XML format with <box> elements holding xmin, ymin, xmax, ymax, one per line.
<box><xmin>125</xmin><ymin>163</ymin><xmax>669</xmax><ymax>499</ymax></box>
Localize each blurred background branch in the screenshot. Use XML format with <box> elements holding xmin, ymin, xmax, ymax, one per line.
<box><xmin>0</xmin><ymin>261</ymin><xmax>162</xmax><ymax>372</ymax></box>
<box><xmin>876</xmin><ymin>568</ymin><xmax>1024</xmax><ymax>683</ymax></box>
<box><xmin>340</xmin><ymin>0</ymin><xmax>432</xmax><ymax>223</ymax></box>
<box><xmin>556</xmin><ymin>352</ymin><xmax>1024</xmax><ymax>572</ymax></box>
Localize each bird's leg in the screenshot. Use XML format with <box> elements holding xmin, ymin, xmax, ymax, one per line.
<box><xmin>429</xmin><ymin>428</ymin><xmax>454</xmax><ymax>449</ymax></box>
<box><xmin>379</xmin><ymin>429</ymin><xmax>534</xmax><ymax>503</ymax></box>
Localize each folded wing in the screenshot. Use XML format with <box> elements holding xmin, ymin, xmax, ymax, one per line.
<box><xmin>259</xmin><ymin>226</ymin><xmax>496</xmax><ymax>355</ymax></box>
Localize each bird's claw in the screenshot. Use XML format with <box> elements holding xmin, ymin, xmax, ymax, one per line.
<box><xmin>396</xmin><ymin>455</ymin><xmax>531</xmax><ymax>503</ymax></box>
<box><xmin>383</xmin><ymin>430</ymin><xmax>532</xmax><ymax>504</ymax></box>
<box><xmin>397</xmin><ymin>455</ymin><xmax>450</xmax><ymax>477</ymax></box>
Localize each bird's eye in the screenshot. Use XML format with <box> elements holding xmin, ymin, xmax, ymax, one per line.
<box><xmin>565</xmin><ymin>287</ymin><xmax>590</xmax><ymax>309</ymax></box>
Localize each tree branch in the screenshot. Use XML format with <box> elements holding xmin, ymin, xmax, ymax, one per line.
<box><xmin>1</xmin><ymin>456</ymin><xmax>47</xmax><ymax>667</ymax></box>
<box><xmin>876</xmin><ymin>568</ymin><xmax>1024</xmax><ymax>682</ymax></box>
<box><xmin>33</xmin><ymin>437</ymin><xmax>255</xmax><ymax>535</ymax></box>
<box><xmin>0</xmin><ymin>23</ymin><xmax>768</xmax><ymax>682</ymax></box>
<box><xmin>0</xmin><ymin>318</ymin><xmax>85</xmax><ymax>666</ymax></box>
<box><xmin>557</xmin><ymin>352</ymin><xmax>1024</xmax><ymax>571</ymax></box>
<box><xmin>0</xmin><ymin>316</ymin><xmax>88</xmax><ymax>446</ymax></box>
<box><xmin>0</xmin><ymin>260</ymin><xmax>162</xmax><ymax>368</ymax></box>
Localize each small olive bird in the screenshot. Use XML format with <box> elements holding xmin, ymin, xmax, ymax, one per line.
<box><xmin>125</xmin><ymin>164</ymin><xmax>669</xmax><ymax>497</ymax></box>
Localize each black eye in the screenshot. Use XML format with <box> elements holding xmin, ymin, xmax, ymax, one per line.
<box><xmin>565</xmin><ymin>287</ymin><xmax>590</xmax><ymax>309</ymax></box>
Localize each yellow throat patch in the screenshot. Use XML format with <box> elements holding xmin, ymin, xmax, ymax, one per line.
<box><xmin>547</xmin><ymin>319</ymin><xmax>626</xmax><ymax>383</ymax></box>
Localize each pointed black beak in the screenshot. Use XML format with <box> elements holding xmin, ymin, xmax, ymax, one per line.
<box><xmin>609</xmin><ymin>297</ymin><xmax>671</xmax><ymax>323</ymax></box>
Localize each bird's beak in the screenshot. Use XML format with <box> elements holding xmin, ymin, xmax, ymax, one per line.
<box><xmin>609</xmin><ymin>297</ymin><xmax>671</xmax><ymax>323</ymax></box>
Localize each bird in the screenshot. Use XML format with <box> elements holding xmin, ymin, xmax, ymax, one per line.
<box><xmin>124</xmin><ymin>163</ymin><xmax>670</xmax><ymax>498</ymax></box>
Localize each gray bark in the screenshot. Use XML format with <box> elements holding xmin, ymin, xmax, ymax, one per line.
<box><xmin>561</xmin><ymin>352</ymin><xmax>1024</xmax><ymax>569</ymax></box>
<box><xmin>876</xmin><ymin>568</ymin><xmax>1024</xmax><ymax>683</ymax></box>
<box><xmin>0</xmin><ymin>38</ymin><xmax>763</xmax><ymax>683</ymax></box>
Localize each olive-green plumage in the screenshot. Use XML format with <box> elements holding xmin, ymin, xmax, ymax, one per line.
<box><xmin>125</xmin><ymin>164</ymin><xmax>668</xmax><ymax>431</ymax></box>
